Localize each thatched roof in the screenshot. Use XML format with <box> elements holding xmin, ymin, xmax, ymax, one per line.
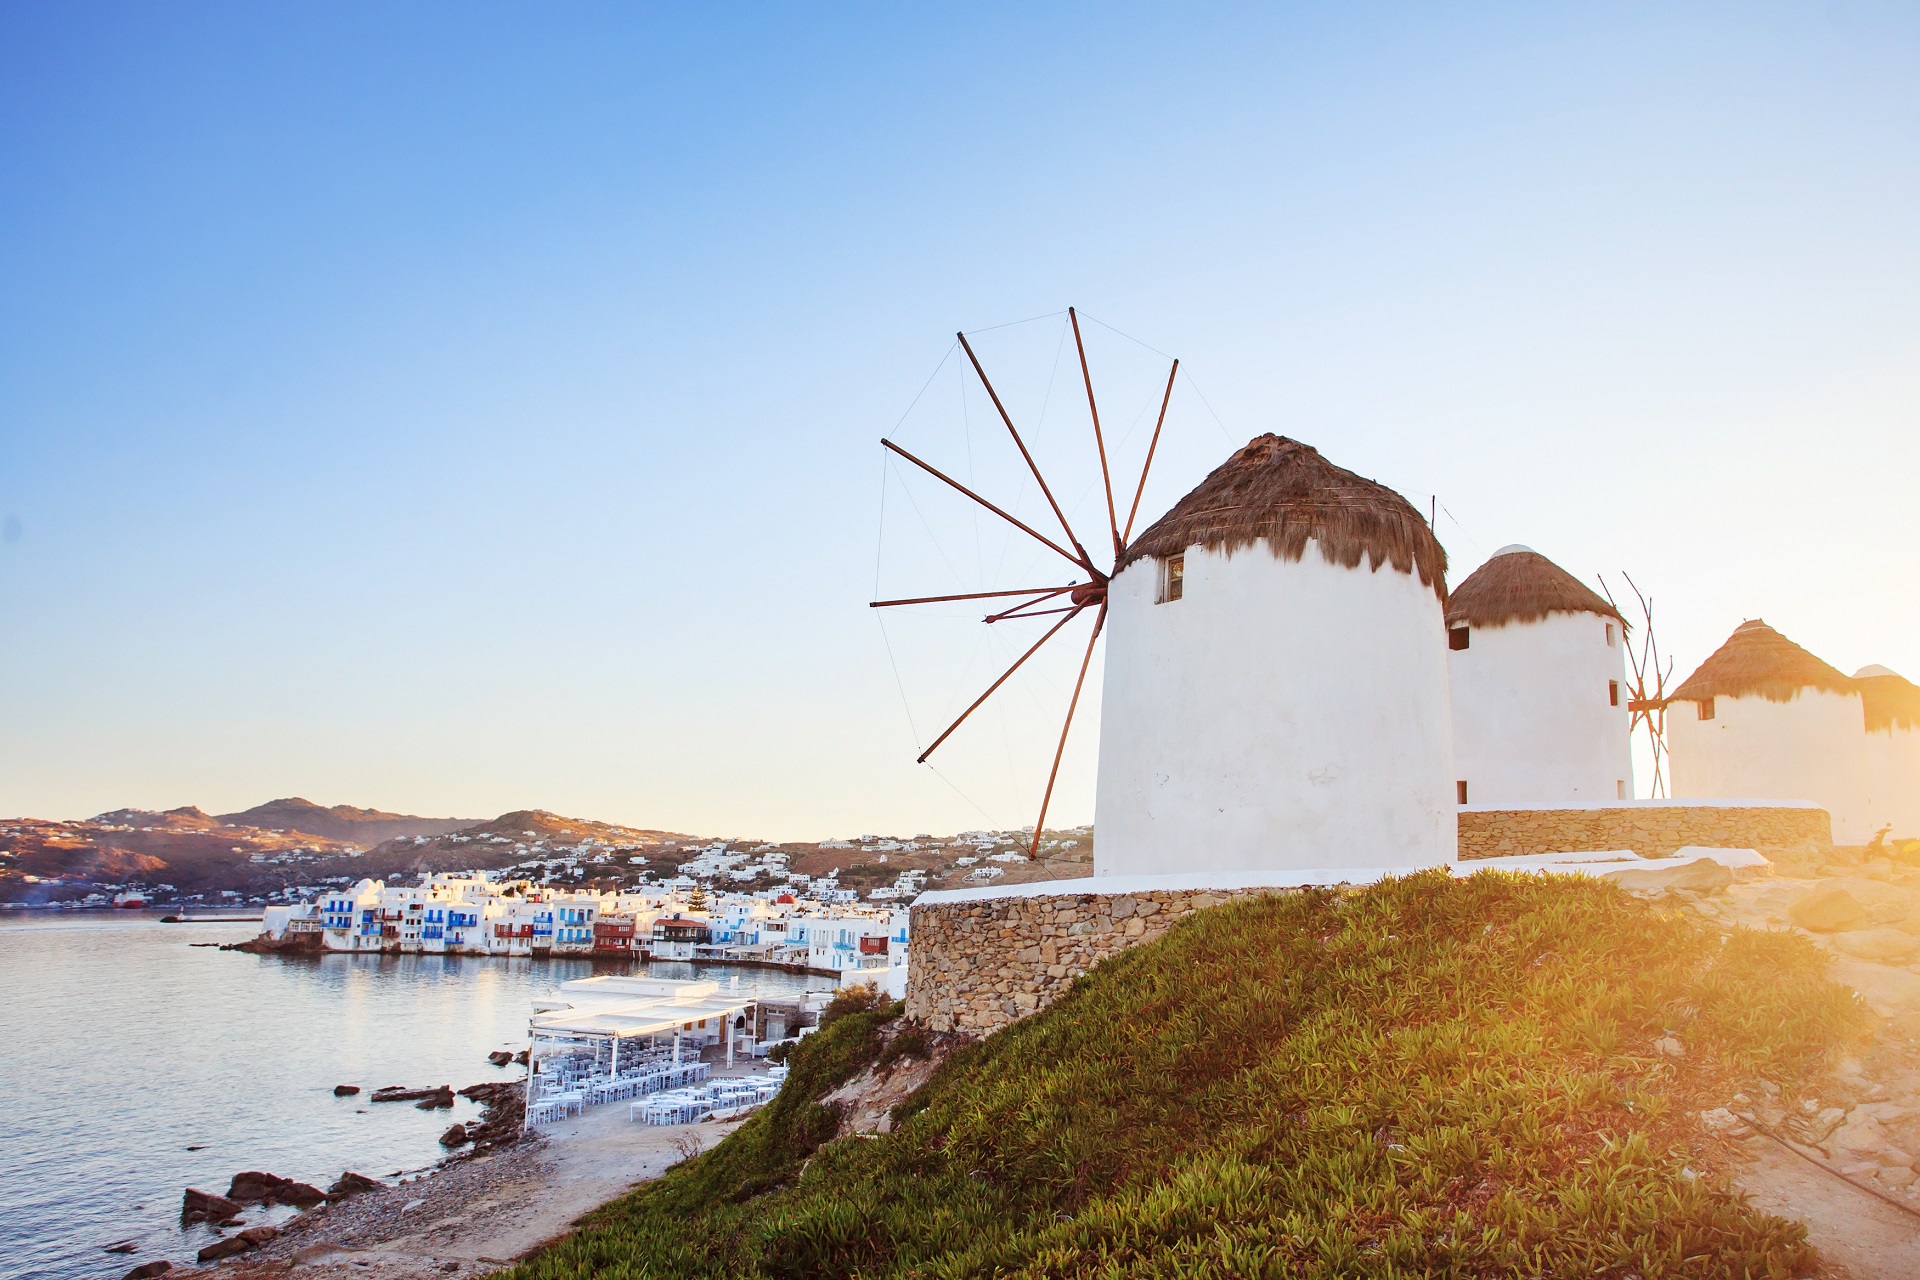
<box><xmin>1669</xmin><ymin>620</ymin><xmax>1855</xmax><ymax>705</ymax></box>
<box><xmin>1855</xmin><ymin>665</ymin><xmax>1920</xmax><ymax>734</ymax></box>
<box><xmin>1444</xmin><ymin>545</ymin><xmax>1623</xmax><ymax>630</ymax></box>
<box><xmin>1119</xmin><ymin>434</ymin><xmax>1446</xmax><ymax>599</ymax></box>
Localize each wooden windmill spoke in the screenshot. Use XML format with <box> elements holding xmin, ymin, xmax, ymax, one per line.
<box><xmin>1122</xmin><ymin>358</ymin><xmax>1179</xmax><ymax>546</ymax></box>
<box><xmin>881</xmin><ymin>439</ymin><xmax>1084</xmax><ymax>572</ymax></box>
<box><xmin>986</xmin><ymin>603</ymin><xmax>1082</xmax><ymax>623</ymax></box>
<box><xmin>916</xmin><ymin>605</ymin><xmax>1087</xmax><ymax>764</ymax></box>
<box><xmin>1027</xmin><ymin>602</ymin><xmax>1107</xmax><ymax>859</ymax></box>
<box><xmin>955</xmin><ymin>331</ymin><xmax>1099</xmax><ymax>576</ymax></box>
<box><xmin>983</xmin><ymin>584</ymin><xmax>1080</xmax><ymax>623</ymax></box>
<box><xmin>1068</xmin><ymin>307</ymin><xmax>1121</xmax><ymax>561</ymax></box>
<box><xmin>870</xmin><ymin>584</ymin><xmax>1080</xmax><ymax>610</ymax></box>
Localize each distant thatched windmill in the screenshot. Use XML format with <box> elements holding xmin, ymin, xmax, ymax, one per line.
<box><xmin>1598</xmin><ymin>573</ymin><xmax>1675</xmax><ymax>798</ymax></box>
<box><xmin>871</xmin><ymin>309</ymin><xmax>1178</xmax><ymax>858</ymax></box>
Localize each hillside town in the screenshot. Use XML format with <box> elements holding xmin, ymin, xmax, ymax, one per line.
<box><xmin>0</xmin><ymin>798</ymin><xmax>1093</xmax><ymax>913</ymax></box>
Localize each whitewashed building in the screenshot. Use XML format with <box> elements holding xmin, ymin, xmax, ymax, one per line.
<box><xmin>1094</xmin><ymin>434</ymin><xmax>1456</xmax><ymax>877</ymax></box>
<box><xmin>1667</xmin><ymin>619</ymin><xmax>1873</xmax><ymax>843</ymax></box>
<box><xmin>1445</xmin><ymin>545</ymin><xmax>1632</xmax><ymax>805</ymax></box>
<box><xmin>1857</xmin><ymin>665</ymin><xmax>1920</xmax><ymax>841</ymax></box>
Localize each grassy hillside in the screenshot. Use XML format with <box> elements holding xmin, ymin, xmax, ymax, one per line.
<box><xmin>510</xmin><ymin>870</ymin><xmax>1862</xmax><ymax>1279</ymax></box>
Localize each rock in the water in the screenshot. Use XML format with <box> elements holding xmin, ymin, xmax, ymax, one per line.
<box><xmin>226</xmin><ymin>1171</ymin><xmax>283</xmax><ymax>1203</ymax></box>
<box><xmin>487</xmin><ymin>1050</ymin><xmax>513</xmax><ymax>1067</ymax></box>
<box><xmin>327</xmin><ymin>1171</ymin><xmax>382</xmax><ymax>1199</ymax></box>
<box><xmin>225</xmin><ymin>1170</ymin><xmax>323</xmax><ymax>1207</ymax></box>
<box><xmin>415</xmin><ymin>1086</ymin><xmax>456</xmax><ymax>1110</ymax></box>
<box><xmin>285</xmin><ymin>1181</ymin><xmax>326</xmax><ymax>1207</ymax></box>
<box><xmin>1832</xmin><ymin>927</ymin><xmax>1920</xmax><ymax>964</ymax></box>
<box><xmin>514</xmin><ymin>1049</ymin><xmax>530</xmax><ymax>1065</ymax></box>
<box><xmin>123</xmin><ymin>1262</ymin><xmax>172</xmax><ymax>1280</ymax></box>
<box><xmin>1605</xmin><ymin>858</ymin><xmax>1732</xmax><ymax>898</ymax></box>
<box><xmin>333</xmin><ymin>1084</ymin><xmax>361</xmax><ymax>1097</ymax></box>
<box><xmin>104</xmin><ymin>1241</ymin><xmax>138</xmax><ymax>1254</ymax></box>
<box><xmin>196</xmin><ymin>1237</ymin><xmax>257</xmax><ymax>1263</ymax></box>
<box><xmin>370</xmin><ymin>1085</ymin><xmax>451</xmax><ymax>1103</ymax></box>
<box><xmin>180</xmin><ymin>1187</ymin><xmax>243</xmax><ymax>1226</ymax></box>
<box><xmin>439</xmin><ymin>1123</ymin><xmax>469</xmax><ymax>1147</ymax></box>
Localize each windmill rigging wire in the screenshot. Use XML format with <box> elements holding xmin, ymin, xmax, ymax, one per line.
<box><xmin>873</xmin><ymin>455</ymin><xmax>924</xmax><ymax>753</ymax></box>
<box><xmin>1438</xmin><ymin>503</ymin><xmax>1486</xmax><ymax>559</ymax></box>
<box><xmin>886</xmin><ymin>455</ymin><xmax>969</xmax><ymax>591</ymax></box>
<box><xmin>889</xmin><ymin>341</ymin><xmax>958</xmax><ymax>434</ymax></box>
<box><xmin>960</xmin><ymin>308</ymin><xmax>1070</xmax><ymax>336</ymax></box>
<box><xmin>1176</xmin><ymin>368</ymin><xmax>1237</xmax><ymax>446</ymax></box>
<box><xmin>989</xmin><ymin>315</ymin><xmax>1072</xmax><ymax>589</ymax></box>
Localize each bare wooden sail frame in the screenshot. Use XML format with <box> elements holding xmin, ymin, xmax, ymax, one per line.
<box><xmin>871</xmin><ymin>309</ymin><xmax>1178</xmax><ymax>857</ymax></box>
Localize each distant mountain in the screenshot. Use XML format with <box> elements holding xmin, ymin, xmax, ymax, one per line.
<box><xmin>215</xmin><ymin>798</ymin><xmax>476</xmax><ymax>844</ymax></box>
<box><xmin>94</xmin><ymin>806</ymin><xmax>224</xmax><ymax>832</ymax></box>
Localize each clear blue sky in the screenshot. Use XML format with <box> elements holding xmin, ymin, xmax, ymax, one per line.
<box><xmin>3</xmin><ymin>3</ymin><xmax>1916</xmax><ymax>838</ymax></box>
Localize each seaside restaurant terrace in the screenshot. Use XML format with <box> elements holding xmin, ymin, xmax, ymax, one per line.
<box><xmin>525</xmin><ymin>976</ymin><xmax>767</xmax><ymax>1121</ymax></box>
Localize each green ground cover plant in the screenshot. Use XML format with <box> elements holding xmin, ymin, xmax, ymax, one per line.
<box><xmin>509</xmin><ymin>870</ymin><xmax>1864</xmax><ymax>1279</ymax></box>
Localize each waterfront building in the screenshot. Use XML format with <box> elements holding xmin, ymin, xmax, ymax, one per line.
<box><xmin>1094</xmin><ymin>434</ymin><xmax>1455</xmax><ymax>877</ymax></box>
<box><xmin>1445</xmin><ymin>545</ymin><xmax>1632</xmax><ymax>805</ymax></box>
<box><xmin>1667</xmin><ymin>620</ymin><xmax>1873</xmax><ymax>842</ymax></box>
<box><xmin>1857</xmin><ymin>665</ymin><xmax>1920</xmax><ymax>840</ymax></box>
<box><xmin>651</xmin><ymin>914</ymin><xmax>712</xmax><ymax>960</ymax></box>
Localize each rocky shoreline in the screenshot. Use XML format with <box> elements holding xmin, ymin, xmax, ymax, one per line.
<box><xmin>116</xmin><ymin>1078</ymin><xmax>530</xmax><ymax>1280</ymax></box>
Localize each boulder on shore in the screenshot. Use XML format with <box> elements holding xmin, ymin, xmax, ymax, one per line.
<box><xmin>123</xmin><ymin>1262</ymin><xmax>172</xmax><ymax>1280</ymax></box>
<box><xmin>439</xmin><ymin>1123</ymin><xmax>469</xmax><ymax>1147</ymax></box>
<box><xmin>196</xmin><ymin>1237</ymin><xmax>256</xmax><ymax>1263</ymax></box>
<box><xmin>327</xmin><ymin>1171</ymin><xmax>381</xmax><ymax>1199</ymax></box>
<box><xmin>226</xmin><ymin>1171</ymin><xmax>326</xmax><ymax>1207</ymax></box>
<box><xmin>180</xmin><ymin>1188</ymin><xmax>243</xmax><ymax>1226</ymax></box>
<box><xmin>333</xmin><ymin>1084</ymin><xmax>361</xmax><ymax>1097</ymax></box>
<box><xmin>371</xmin><ymin>1084</ymin><xmax>452</xmax><ymax>1104</ymax></box>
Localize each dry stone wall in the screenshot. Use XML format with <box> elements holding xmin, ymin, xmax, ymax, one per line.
<box><xmin>1458</xmin><ymin>804</ymin><xmax>1831</xmax><ymax>863</ymax></box>
<box><xmin>909</xmin><ymin>805</ymin><xmax>1834</xmax><ymax>1039</ymax></box>
<box><xmin>907</xmin><ymin>886</ymin><xmax>1290</xmax><ymax>1036</ymax></box>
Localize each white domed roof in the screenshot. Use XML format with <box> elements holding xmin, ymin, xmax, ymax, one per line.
<box><xmin>1492</xmin><ymin>544</ymin><xmax>1535</xmax><ymax>557</ymax></box>
<box><xmin>1855</xmin><ymin>664</ymin><xmax>1900</xmax><ymax>679</ymax></box>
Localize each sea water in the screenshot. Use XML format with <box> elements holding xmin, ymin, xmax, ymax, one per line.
<box><xmin>0</xmin><ymin>912</ymin><xmax>830</xmax><ymax>1280</ymax></box>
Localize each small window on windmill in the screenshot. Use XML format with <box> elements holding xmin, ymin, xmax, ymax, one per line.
<box><xmin>1616</xmin><ymin>780</ymin><xmax>1626</xmax><ymax>800</ymax></box>
<box><xmin>1449</xmin><ymin>626</ymin><xmax>1470</xmax><ymax>650</ymax></box>
<box><xmin>1606</xmin><ymin>623</ymin><xmax>1615</xmax><ymax>647</ymax></box>
<box><xmin>1609</xmin><ymin>680</ymin><xmax>1620</xmax><ymax>707</ymax></box>
<box><xmin>1698</xmin><ymin>698</ymin><xmax>1715</xmax><ymax>721</ymax></box>
<box><xmin>1456</xmin><ymin>780</ymin><xmax>1469</xmax><ymax>805</ymax></box>
<box><xmin>1157</xmin><ymin>553</ymin><xmax>1184</xmax><ymax>604</ymax></box>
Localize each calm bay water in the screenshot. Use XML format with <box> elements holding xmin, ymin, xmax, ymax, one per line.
<box><xmin>0</xmin><ymin>912</ymin><xmax>829</xmax><ymax>1280</ymax></box>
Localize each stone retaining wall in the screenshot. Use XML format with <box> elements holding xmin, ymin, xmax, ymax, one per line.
<box><xmin>907</xmin><ymin>886</ymin><xmax>1290</xmax><ymax>1036</ymax></box>
<box><xmin>908</xmin><ymin>805</ymin><xmax>1834</xmax><ymax>1039</ymax></box>
<box><xmin>1458</xmin><ymin>804</ymin><xmax>1831</xmax><ymax>862</ymax></box>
